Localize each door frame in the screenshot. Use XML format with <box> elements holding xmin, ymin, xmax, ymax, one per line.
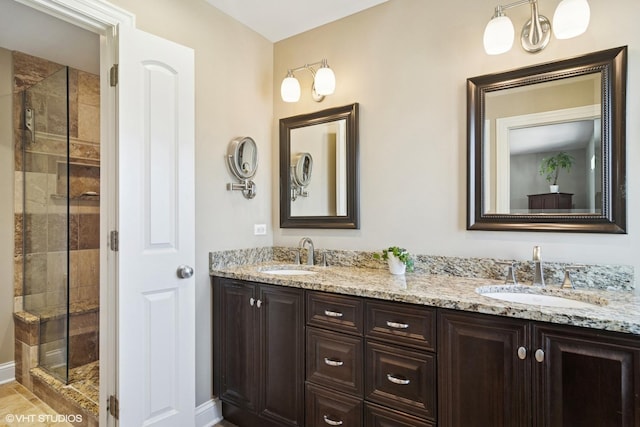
<box><xmin>14</xmin><ymin>0</ymin><xmax>134</xmax><ymax>425</ymax></box>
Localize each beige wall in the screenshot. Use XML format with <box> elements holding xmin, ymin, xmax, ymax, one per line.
<box><xmin>0</xmin><ymin>48</ymin><xmax>15</xmax><ymax>365</ymax></box>
<box><xmin>273</xmin><ymin>0</ymin><xmax>640</xmax><ymax>284</ymax></box>
<box><xmin>109</xmin><ymin>0</ymin><xmax>274</xmax><ymax>405</ymax></box>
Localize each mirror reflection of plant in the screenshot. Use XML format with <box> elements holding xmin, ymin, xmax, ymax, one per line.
<box><xmin>539</xmin><ymin>152</ymin><xmax>575</xmax><ymax>185</ymax></box>
<box><xmin>373</xmin><ymin>246</ymin><xmax>414</xmax><ymax>272</ymax></box>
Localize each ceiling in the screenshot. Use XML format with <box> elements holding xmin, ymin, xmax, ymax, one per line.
<box><xmin>509</xmin><ymin>120</ymin><xmax>599</xmax><ymax>155</ymax></box>
<box><xmin>204</xmin><ymin>0</ymin><xmax>388</xmax><ymax>42</ymax></box>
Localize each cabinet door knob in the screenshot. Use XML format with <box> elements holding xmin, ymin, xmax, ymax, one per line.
<box><xmin>323</xmin><ymin>309</ymin><xmax>343</xmax><ymax>318</ymax></box>
<box><xmin>256</xmin><ymin>299</ymin><xmax>262</xmax><ymax>308</ymax></box>
<box><xmin>323</xmin><ymin>357</ymin><xmax>344</xmax><ymax>367</ymax></box>
<box><xmin>517</xmin><ymin>346</ymin><xmax>527</xmax><ymax>360</ymax></box>
<box><xmin>386</xmin><ymin>320</ymin><xmax>409</xmax><ymax>329</ymax></box>
<box><xmin>249</xmin><ymin>298</ymin><xmax>255</xmax><ymax>306</ymax></box>
<box><xmin>535</xmin><ymin>349</ymin><xmax>545</xmax><ymax>363</ymax></box>
<box><xmin>386</xmin><ymin>373</ymin><xmax>410</xmax><ymax>385</ymax></box>
<box><xmin>323</xmin><ymin>415</ymin><xmax>343</xmax><ymax>426</ymax></box>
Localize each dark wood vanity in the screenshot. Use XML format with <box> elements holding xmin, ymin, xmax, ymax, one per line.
<box><xmin>527</xmin><ymin>192</ymin><xmax>573</xmax><ymax>210</ymax></box>
<box><xmin>212</xmin><ymin>276</ymin><xmax>640</xmax><ymax>427</ymax></box>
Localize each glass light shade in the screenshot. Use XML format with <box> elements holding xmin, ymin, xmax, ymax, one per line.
<box><xmin>281</xmin><ymin>76</ymin><xmax>301</xmax><ymax>102</ymax></box>
<box><xmin>553</xmin><ymin>0</ymin><xmax>590</xmax><ymax>39</ymax></box>
<box><xmin>314</xmin><ymin>66</ymin><xmax>336</xmax><ymax>96</ymax></box>
<box><xmin>483</xmin><ymin>15</ymin><xmax>515</xmax><ymax>55</ymax></box>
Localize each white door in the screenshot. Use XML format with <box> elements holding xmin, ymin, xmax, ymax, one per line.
<box><xmin>117</xmin><ymin>24</ymin><xmax>195</xmax><ymax>426</ymax></box>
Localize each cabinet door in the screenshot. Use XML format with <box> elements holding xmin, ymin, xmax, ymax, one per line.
<box><xmin>534</xmin><ymin>324</ymin><xmax>640</xmax><ymax>427</ymax></box>
<box><xmin>438</xmin><ymin>310</ymin><xmax>530</xmax><ymax>427</ymax></box>
<box><xmin>215</xmin><ymin>279</ymin><xmax>259</xmax><ymax>411</ymax></box>
<box><xmin>259</xmin><ymin>284</ymin><xmax>305</xmax><ymax>427</ymax></box>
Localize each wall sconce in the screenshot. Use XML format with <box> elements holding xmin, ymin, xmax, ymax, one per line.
<box><xmin>483</xmin><ymin>0</ymin><xmax>590</xmax><ymax>55</ymax></box>
<box><xmin>280</xmin><ymin>59</ymin><xmax>336</xmax><ymax>103</ymax></box>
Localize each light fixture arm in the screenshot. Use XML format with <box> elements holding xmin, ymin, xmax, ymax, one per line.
<box><xmin>283</xmin><ymin>59</ymin><xmax>334</xmax><ymax>102</ymax></box>
<box><xmin>489</xmin><ymin>0</ymin><xmax>551</xmax><ymax>53</ymax></box>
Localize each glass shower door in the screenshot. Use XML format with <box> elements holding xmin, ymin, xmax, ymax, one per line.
<box><xmin>22</xmin><ymin>66</ymin><xmax>70</xmax><ymax>382</ymax></box>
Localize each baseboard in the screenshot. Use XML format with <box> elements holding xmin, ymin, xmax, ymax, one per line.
<box><xmin>0</xmin><ymin>361</ymin><xmax>16</xmax><ymax>385</ymax></box>
<box><xmin>196</xmin><ymin>398</ymin><xmax>223</xmax><ymax>427</ymax></box>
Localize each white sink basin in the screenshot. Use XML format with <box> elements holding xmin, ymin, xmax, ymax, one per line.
<box><xmin>259</xmin><ymin>267</ymin><xmax>317</xmax><ymax>276</ymax></box>
<box><xmin>480</xmin><ymin>292</ymin><xmax>598</xmax><ymax>309</ymax></box>
<box><xmin>476</xmin><ymin>286</ymin><xmax>605</xmax><ymax>309</ymax></box>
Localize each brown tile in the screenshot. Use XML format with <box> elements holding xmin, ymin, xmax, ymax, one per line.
<box><xmin>39</xmin><ymin>317</ymin><xmax>66</xmax><ymax>345</ymax></box>
<box><xmin>24</xmin><ymin>253</ymin><xmax>47</xmax><ymax>294</ymax></box>
<box><xmin>68</xmin><ymin>68</ymin><xmax>78</xmax><ymax>139</ymax></box>
<box><xmin>69</xmin><ymin>141</ymin><xmax>99</xmax><ymax>161</ymax></box>
<box><xmin>14</xmin><ymin>316</ymin><xmax>40</xmax><ymax>345</ymax></box>
<box><xmin>14</xmin><ymin>255</ymin><xmax>24</xmax><ymax>297</ymax></box>
<box><xmin>78</xmin><ymin>215</ymin><xmax>99</xmax><ymax>250</ymax></box>
<box><xmin>24</xmin><ymin>213</ymin><xmax>48</xmax><ymax>254</ymax></box>
<box><xmin>69</xmin><ymin>312</ymin><xmax>97</xmax><ymax>336</ymax></box>
<box><xmin>14</xmin><ymin>214</ymin><xmax>23</xmax><ymax>257</ymax></box>
<box><xmin>77</xmin><ymin>72</ymin><xmax>99</xmax><ymax>107</ymax></box>
<box><xmin>12</xmin><ymin>51</ymin><xmax>64</xmax><ymax>92</ymax></box>
<box><xmin>24</xmin><ymin>152</ymin><xmax>49</xmax><ymax>174</ymax></box>
<box><xmin>46</xmin><ymin>214</ymin><xmax>67</xmax><ymax>252</ymax></box>
<box><xmin>68</xmin><ymin>332</ymin><xmax>98</xmax><ymax>369</ymax></box>
<box><xmin>14</xmin><ymin>340</ymin><xmax>23</xmax><ymax>383</ymax></box>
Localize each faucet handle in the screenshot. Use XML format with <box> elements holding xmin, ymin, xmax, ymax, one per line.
<box><xmin>561</xmin><ymin>264</ymin><xmax>586</xmax><ymax>289</ymax></box>
<box><xmin>496</xmin><ymin>261</ymin><xmax>517</xmax><ymax>285</ymax></box>
<box><xmin>321</xmin><ymin>251</ymin><xmax>328</xmax><ymax>267</ymax></box>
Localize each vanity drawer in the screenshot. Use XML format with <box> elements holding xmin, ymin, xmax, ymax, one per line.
<box><xmin>365</xmin><ymin>341</ymin><xmax>436</xmax><ymax>420</ymax></box>
<box><xmin>364</xmin><ymin>402</ymin><xmax>435</xmax><ymax>427</ymax></box>
<box><xmin>306</xmin><ymin>382</ymin><xmax>363</xmax><ymax>427</ymax></box>
<box><xmin>365</xmin><ymin>300</ymin><xmax>436</xmax><ymax>351</ymax></box>
<box><xmin>307</xmin><ymin>327</ymin><xmax>363</xmax><ymax>396</ymax></box>
<box><xmin>307</xmin><ymin>291</ymin><xmax>364</xmax><ymax>335</ymax></box>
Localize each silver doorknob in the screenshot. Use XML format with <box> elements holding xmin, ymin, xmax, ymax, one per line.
<box><xmin>177</xmin><ymin>265</ymin><xmax>194</xmax><ymax>279</ymax></box>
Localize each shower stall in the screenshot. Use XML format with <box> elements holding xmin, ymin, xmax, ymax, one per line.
<box><xmin>16</xmin><ymin>51</ymin><xmax>100</xmax><ymax>419</ymax></box>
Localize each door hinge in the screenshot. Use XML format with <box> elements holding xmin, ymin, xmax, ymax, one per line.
<box><xmin>109</xmin><ymin>230</ymin><xmax>119</xmax><ymax>252</ymax></box>
<box><xmin>108</xmin><ymin>395</ymin><xmax>119</xmax><ymax>419</ymax></box>
<box><xmin>110</xmin><ymin>64</ymin><xmax>118</xmax><ymax>87</ymax></box>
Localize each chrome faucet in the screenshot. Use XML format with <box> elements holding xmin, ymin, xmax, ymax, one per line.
<box><xmin>299</xmin><ymin>237</ymin><xmax>314</xmax><ymax>266</ymax></box>
<box><xmin>532</xmin><ymin>246</ymin><xmax>545</xmax><ymax>287</ymax></box>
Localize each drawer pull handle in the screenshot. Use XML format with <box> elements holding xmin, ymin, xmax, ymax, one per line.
<box><xmin>323</xmin><ymin>357</ymin><xmax>344</xmax><ymax>367</ymax></box>
<box><xmin>386</xmin><ymin>320</ymin><xmax>409</xmax><ymax>329</ymax></box>
<box><xmin>323</xmin><ymin>415</ymin><xmax>343</xmax><ymax>426</ymax></box>
<box><xmin>324</xmin><ymin>309</ymin><xmax>343</xmax><ymax>318</ymax></box>
<box><xmin>386</xmin><ymin>373</ymin><xmax>410</xmax><ymax>385</ymax></box>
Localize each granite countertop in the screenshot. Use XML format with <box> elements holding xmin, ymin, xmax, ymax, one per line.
<box><xmin>211</xmin><ymin>263</ymin><xmax>640</xmax><ymax>336</ymax></box>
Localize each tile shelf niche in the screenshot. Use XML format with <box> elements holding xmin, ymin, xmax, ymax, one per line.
<box><xmin>53</xmin><ymin>161</ymin><xmax>100</xmax><ymax>200</ymax></box>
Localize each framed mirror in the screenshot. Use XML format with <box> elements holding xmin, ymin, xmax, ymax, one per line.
<box><xmin>467</xmin><ymin>46</ymin><xmax>627</xmax><ymax>233</ymax></box>
<box><xmin>280</xmin><ymin>103</ymin><xmax>359</xmax><ymax>228</ymax></box>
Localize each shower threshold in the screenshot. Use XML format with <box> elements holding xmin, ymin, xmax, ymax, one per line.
<box><xmin>30</xmin><ymin>361</ymin><xmax>99</xmax><ymax>426</ymax></box>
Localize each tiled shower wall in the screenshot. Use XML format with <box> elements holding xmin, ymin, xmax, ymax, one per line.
<box><xmin>12</xmin><ymin>51</ymin><xmax>100</xmax><ymax>386</ymax></box>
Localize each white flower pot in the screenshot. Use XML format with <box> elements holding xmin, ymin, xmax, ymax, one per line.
<box><xmin>387</xmin><ymin>253</ymin><xmax>406</xmax><ymax>275</ymax></box>
<box><xmin>550</xmin><ymin>185</ymin><xmax>559</xmax><ymax>193</ymax></box>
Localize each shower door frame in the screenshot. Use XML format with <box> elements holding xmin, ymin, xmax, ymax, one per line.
<box><xmin>15</xmin><ymin>0</ymin><xmax>133</xmax><ymax>425</ymax></box>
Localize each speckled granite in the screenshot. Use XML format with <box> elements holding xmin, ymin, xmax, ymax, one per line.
<box><xmin>210</xmin><ymin>249</ymin><xmax>639</xmax><ymax>336</ymax></box>
<box><xmin>211</xmin><ymin>247</ymin><xmax>633</xmax><ymax>291</ymax></box>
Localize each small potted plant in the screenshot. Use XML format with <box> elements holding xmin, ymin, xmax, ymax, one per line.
<box><xmin>373</xmin><ymin>246</ymin><xmax>414</xmax><ymax>275</ymax></box>
<box><xmin>539</xmin><ymin>152</ymin><xmax>575</xmax><ymax>193</ymax></box>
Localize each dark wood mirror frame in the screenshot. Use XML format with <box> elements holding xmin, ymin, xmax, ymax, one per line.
<box><xmin>280</xmin><ymin>103</ymin><xmax>359</xmax><ymax>229</ymax></box>
<box><xmin>467</xmin><ymin>46</ymin><xmax>627</xmax><ymax>233</ymax></box>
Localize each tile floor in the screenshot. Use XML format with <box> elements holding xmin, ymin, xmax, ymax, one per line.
<box><xmin>1</xmin><ymin>378</ymin><xmax>235</xmax><ymax>427</ymax></box>
<box><xmin>0</xmin><ymin>381</ymin><xmax>73</xmax><ymax>427</ymax></box>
